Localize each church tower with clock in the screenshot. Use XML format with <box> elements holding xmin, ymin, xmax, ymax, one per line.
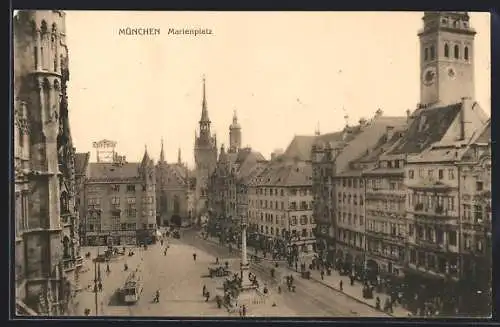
<box><xmin>418</xmin><ymin>11</ymin><xmax>476</xmax><ymax>107</ymax></box>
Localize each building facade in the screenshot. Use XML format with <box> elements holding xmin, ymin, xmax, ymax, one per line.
<box><xmin>309</xmin><ymin>11</ymin><xmax>490</xmax><ymax>316</ymax></box>
<box><xmin>247</xmin><ymin>159</ymin><xmax>316</xmax><ymax>258</ymax></box>
<box><xmin>457</xmin><ymin>121</ymin><xmax>491</xmax><ymax>315</ymax></box>
<box><xmin>80</xmin><ymin>147</ymin><xmax>157</xmax><ymax>246</ymax></box>
<box><xmin>193</xmin><ymin>77</ymin><xmax>218</xmax><ymax>218</ymax></box>
<box><xmin>208</xmin><ymin>140</ymin><xmax>266</xmax><ymax>242</ymax></box>
<box><xmin>156</xmin><ymin>139</ymin><xmax>193</xmax><ymax>227</ymax></box>
<box><xmin>14</xmin><ymin>10</ymin><xmax>82</xmax><ymax>315</ymax></box>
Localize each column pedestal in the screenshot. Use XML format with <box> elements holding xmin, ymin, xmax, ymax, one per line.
<box><xmin>237</xmin><ymin>223</ymin><xmax>260</xmax><ymax>306</ymax></box>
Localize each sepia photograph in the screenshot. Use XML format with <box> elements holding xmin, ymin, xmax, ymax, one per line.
<box><xmin>12</xmin><ymin>10</ymin><xmax>491</xmax><ymax>318</ymax></box>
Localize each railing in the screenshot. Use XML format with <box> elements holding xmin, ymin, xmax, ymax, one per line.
<box><xmin>62</xmin><ymin>258</ymin><xmax>76</xmax><ymax>272</ymax></box>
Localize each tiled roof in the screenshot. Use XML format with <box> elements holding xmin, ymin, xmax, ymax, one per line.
<box><xmin>88</xmin><ymin>162</ymin><xmax>141</xmax><ymax>181</ymax></box>
<box><xmin>388</xmin><ymin>103</ymin><xmax>462</xmax><ymax>155</ymax></box>
<box><xmin>283</xmin><ymin>132</ymin><xmax>345</xmax><ymax>161</ymax></box>
<box><xmin>335</xmin><ymin>116</ymin><xmax>407</xmax><ymax>174</ymax></box>
<box><xmin>475</xmin><ymin>119</ymin><xmax>491</xmax><ymax>144</ymax></box>
<box><xmin>74</xmin><ymin>152</ymin><xmax>90</xmax><ymax>176</ymax></box>
<box><xmin>408</xmin><ymin>145</ymin><xmax>470</xmax><ymax>163</ymax></box>
<box><xmin>249</xmin><ymin>159</ymin><xmax>312</xmax><ymax>187</ymax></box>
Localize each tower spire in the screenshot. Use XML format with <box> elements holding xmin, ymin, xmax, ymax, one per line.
<box><xmin>160</xmin><ymin>138</ymin><xmax>165</xmax><ymax>162</ymax></box>
<box><xmin>200</xmin><ymin>75</ymin><xmax>210</xmax><ymax>123</ymax></box>
<box><xmin>233</xmin><ymin>109</ymin><xmax>238</xmax><ymax>124</ymax></box>
<box><xmin>315</xmin><ymin>121</ymin><xmax>321</xmax><ymax>136</ymax></box>
<box><xmin>178</xmin><ymin>147</ymin><xmax>182</xmax><ymax>164</ymax></box>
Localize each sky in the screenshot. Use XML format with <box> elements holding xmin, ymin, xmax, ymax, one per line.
<box><xmin>62</xmin><ymin>11</ymin><xmax>491</xmax><ymax>167</ymax></box>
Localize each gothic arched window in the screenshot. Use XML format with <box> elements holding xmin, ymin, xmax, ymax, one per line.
<box><xmin>424</xmin><ymin>48</ymin><xmax>429</xmax><ymax>61</ymax></box>
<box><xmin>444</xmin><ymin>43</ymin><xmax>449</xmax><ymax>58</ymax></box>
<box><xmin>464</xmin><ymin>46</ymin><xmax>469</xmax><ymax>60</ymax></box>
<box><xmin>41</xmin><ymin>20</ymin><xmax>48</xmax><ymax>34</ymax></box>
<box><xmin>430</xmin><ymin>45</ymin><xmax>435</xmax><ymax>60</ymax></box>
<box><xmin>454</xmin><ymin>45</ymin><xmax>460</xmax><ymax>59</ymax></box>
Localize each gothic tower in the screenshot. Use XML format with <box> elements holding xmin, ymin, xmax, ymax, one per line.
<box><xmin>14</xmin><ymin>10</ymin><xmax>80</xmax><ymax>315</ymax></box>
<box><xmin>418</xmin><ymin>11</ymin><xmax>476</xmax><ymax>107</ymax></box>
<box><xmin>193</xmin><ymin>76</ymin><xmax>218</xmax><ymax>216</ymax></box>
<box><xmin>228</xmin><ymin>110</ymin><xmax>242</xmax><ymax>153</ymax></box>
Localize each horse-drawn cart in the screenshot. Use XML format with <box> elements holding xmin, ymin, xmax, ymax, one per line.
<box><xmin>209</xmin><ymin>266</ymin><xmax>230</xmax><ymax>278</ymax></box>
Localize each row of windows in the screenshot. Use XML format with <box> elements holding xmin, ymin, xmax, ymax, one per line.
<box><xmin>408</xmin><ymin>224</ymin><xmax>458</xmax><ymax>246</ymax></box>
<box><xmin>257</xmin><ymin>225</ymin><xmax>314</xmax><ymax>239</ymax></box>
<box><xmin>88</xmin><ymin>184</ymin><xmax>152</xmax><ymax>194</ymax></box>
<box><xmin>366</xmin><ymin>220</ymin><xmax>404</xmax><ymax>236</ymax></box>
<box><xmin>250</xmin><ymin>200</ymin><xmax>313</xmax><ymax>211</ymax></box>
<box><xmin>86</xmin><ymin>208</ymin><xmax>153</xmax><ymax>218</ymax></box>
<box><xmin>409</xmin><ymin>193</ymin><xmax>456</xmax><ymax>212</ymax></box>
<box><xmin>423</xmin><ymin>44</ymin><xmax>470</xmax><ymax>61</ymax></box>
<box><xmin>462</xmin><ymin>204</ymin><xmax>490</xmax><ymax>223</ymax></box>
<box><xmin>85</xmin><ymin>223</ymin><xmax>156</xmax><ymax>231</ymax></box>
<box><xmin>408</xmin><ymin>168</ymin><xmax>455</xmax><ymax>180</ymax></box>
<box><xmin>366</xmin><ymin>199</ymin><xmax>404</xmax><ymax>212</ymax></box>
<box><xmin>367</xmin><ymin>242</ymin><xmax>404</xmax><ymax>260</ymax></box>
<box><xmin>251</xmin><ymin>187</ymin><xmax>311</xmax><ymax>197</ymax></box>
<box><xmin>409</xmin><ymin>250</ymin><xmax>458</xmax><ymax>276</ymax></box>
<box><xmin>337</xmin><ymin>212</ymin><xmax>365</xmax><ymax>226</ymax></box>
<box><xmin>337</xmin><ymin>229</ymin><xmax>364</xmax><ymax>248</ymax></box>
<box><xmin>338</xmin><ymin>193</ymin><xmax>365</xmax><ymax>205</ymax></box>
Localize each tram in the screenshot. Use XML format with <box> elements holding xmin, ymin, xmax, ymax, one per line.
<box><xmin>121</xmin><ymin>270</ymin><xmax>143</xmax><ymax>304</ymax></box>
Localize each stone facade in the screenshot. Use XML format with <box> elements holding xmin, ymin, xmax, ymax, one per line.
<box><xmin>156</xmin><ymin>140</ymin><xmax>193</xmax><ymax>227</ymax></box>
<box><xmin>80</xmin><ymin>148</ymin><xmax>157</xmax><ymax>246</ymax></box>
<box><xmin>14</xmin><ymin>10</ymin><xmax>82</xmax><ymax>315</ymax></box>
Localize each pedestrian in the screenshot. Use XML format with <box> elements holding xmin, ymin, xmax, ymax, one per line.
<box><xmin>205</xmin><ymin>291</ymin><xmax>210</xmax><ymax>302</ymax></box>
<box><xmin>339</xmin><ymin>280</ymin><xmax>343</xmax><ymax>291</ymax></box>
<box><xmin>216</xmin><ymin>257</ymin><xmax>219</xmax><ymax>265</ymax></box>
<box><xmin>238</xmin><ymin>306</ymin><xmax>243</xmax><ymax>317</ymax></box>
<box><xmin>202</xmin><ymin>285</ymin><xmax>207</xmax><ymax>296</ymax></box>
<box><xmin>321</xmin><ymin>270</ymin><xmax>325</xmax><ymax>280</ymax></box>
<box><xmin>106</xmin><ymin>263</ymin><xmax>110</xmax><ymax>273</ymax></box>
<box><xmin>193</xmin><ymin>253</ymin><xmax>197</xmax><ymax>261</ymax></box>
<box><xmin>242</xmin><ymin>304</ymin><xmax>247</xmax><ymax>317</ymax></box>
<box><xmin>98</xmin><ymin>281</ymin><xmax>103</xmax><ymax>292</ymax></box>
<box><xmin>84</xmin><ymin>308</ymin><xmax>91</xmax><ymax>316</ymax></box>
<box><xmin>295</xmin><ymin>261</ymin><xmax>298</xmax><ymax>271</ymax></box>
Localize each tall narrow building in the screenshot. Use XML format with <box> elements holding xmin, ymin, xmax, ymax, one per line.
<box><xmin>193</xmin><ymin>77</ymin><xmax>218</xmax><ymax>217</ymax></box>
<box><xmin>228</xmin><ymin>110</ymin><xmax>242</xmax><ymax>153</ymax></box>
<box><xmin>156</xmin><ymin>139</ymin><xmax>192</xmax><ymax>227</ymax></box>
<box><xmin>14</xmin><ymin>10</ymin><xmax>82</xmax><ymax>315</ymax></box>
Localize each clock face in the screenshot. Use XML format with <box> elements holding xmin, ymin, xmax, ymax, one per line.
<box><xmin>447</xmin><ymin>67</ymin><xmax>456</xmax><ymax>79</ymax></box>
<box><xmin>422</xmin><ymin>67</ymin><xmax>436</xmax><ymax>86</ymax></box>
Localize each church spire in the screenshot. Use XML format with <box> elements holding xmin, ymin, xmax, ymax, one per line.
<box><xmin>159</xmin><ymin>138</ymin><xmax>165</xmax><ymax>162</ymax></box>
<box><xmin>200</xmin><ymin>75</ymin><xmax>210</xmax><ymax>123</ymax></box>
<box><xmin>141</xmin><ymin>144</ymin><xmax>150</xmax><ymax>166</ymax></box>
<box><xmin>178</xmin><ymin>148</ymin><xmax>182</xmax><ymax>164</ymax></box>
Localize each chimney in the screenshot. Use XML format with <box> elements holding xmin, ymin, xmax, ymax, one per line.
<box><xmin>386</xmin><ymin>126</ymin><xmax>395</xmax><ymax>140</ymax></box>
<box><xmin>459</xmin><ymin>97</ymin><xmax>470</xmax><ymax>141</ymax></box>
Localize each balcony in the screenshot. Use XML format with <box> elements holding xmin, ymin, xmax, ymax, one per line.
<box><xmin>410</xmin><ymin>203</ymin><xmax>456</xmax><ymax>221</ymax></box>
<box><xmin>415</xmin><ymin>238</ymin><xmax>447</xmax><ymax>252</ymax></box>
<box><xmin>366</xmin><ymin>188</ymin><xmax>406</xmax><ymax>200</ymax></box>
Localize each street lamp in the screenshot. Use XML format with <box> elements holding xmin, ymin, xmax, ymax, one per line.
<box><xmin>92</xmin><ymin>248</ymin><xmax>102</xmax><ymax>316</ymax></box>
